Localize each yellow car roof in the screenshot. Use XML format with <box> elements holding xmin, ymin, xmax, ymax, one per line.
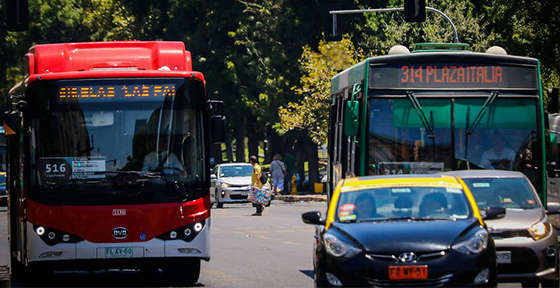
<box><xmin>340</xmin><ymin>175</ymin><xmax>463</xmax><ymax>192</ymax></box>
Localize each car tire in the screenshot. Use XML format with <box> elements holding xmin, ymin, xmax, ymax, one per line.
<box><xmin>521</xmin><ymin>280</ymin><xmax>540</xmax><ymax>288</ymax></box>
<box><xmin>217</xmin><ymin>201</ymin><xmax>223</xmax><ymax>209</ymax></box>
<box><xmin>541</xmin><ymin>278</ymin><xmax>560</xmax><ymax>288</ymax></box>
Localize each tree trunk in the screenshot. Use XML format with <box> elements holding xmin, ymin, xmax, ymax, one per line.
<box><xmin>265</xmin><ymin>127</ymin><xmax>284</xmax><ymax>163</ymax></box>
<box><xmin>247</xmin><ymin>113</ymin><xmax>259</xmax><ymax>161</ymax></box>
<box><xmin>225</xmin><ymin>141</ymin><xmax>234</xmax><ymax>163</ymax></box>
<box><xmin>234</xmin><ymin>113</ymin><xmax>245</xmax><ymax>162</ymax></box>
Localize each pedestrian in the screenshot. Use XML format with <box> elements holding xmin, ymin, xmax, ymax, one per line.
<box><xmin>270</xmin><ymin>154</ymin><xmax>285</xmax><ymax>195</ymax></box>
<box><xmin>283</xmin><ymin>150</ymin><xmax>297</xmax><ymax>195</ymax></box>
<box><xmin>250</xmin><ymin>155</ymin><xmax>264</xmax><ymax>216</ymax></box>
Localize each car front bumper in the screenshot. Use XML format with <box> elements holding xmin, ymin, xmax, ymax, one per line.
<box><xmin>216</xmin><ymin>187</ymin><xmax>251</xmax><ymax>203</ymax></box>
<box><xmin>494</xmin><ymin>231</ymin><xmax>559</xmax><ymax>283</ymax></box>
<box><xmin>319</xmin><ymin>249</ymin><xmax>496</xmax><ymax>287</ymax></box>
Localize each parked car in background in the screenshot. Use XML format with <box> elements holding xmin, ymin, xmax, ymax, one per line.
<box><xmin>443</xmin><ymin>170</ymin><xmax>560</xmax><ymax>287</ymax></box>
<box><xmin>302</xmin><ymin>175</ymin><xmax>503</xmax><ymax>287</ymax></box>
<box><xmin>210</xmin><ymin>163</ymin><xmax>257</xmax><ymax>208</ymax></box>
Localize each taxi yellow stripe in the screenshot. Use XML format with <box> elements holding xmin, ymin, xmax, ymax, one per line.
<box><xmin>455</xmin><ymin>177</ymin><xmax>483</xmax><ymax>225</ymax></box>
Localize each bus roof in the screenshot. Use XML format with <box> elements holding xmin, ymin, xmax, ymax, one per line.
<box><xmin>331</xmin><ymin>50</ymin><xmax>539</xmax><ymax>94</ymax></box>
<box><xmin>25</xmin><ymin>41</ymin><xmax>197</xmax><ymax>82</ymax></box>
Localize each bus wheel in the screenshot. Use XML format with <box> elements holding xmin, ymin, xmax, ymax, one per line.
<box><xmin>164</xmin><ymin>259</ymin><xmax>200</xmax><ymax>285</ymax></box>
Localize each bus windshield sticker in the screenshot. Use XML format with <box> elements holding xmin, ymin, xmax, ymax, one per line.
<box><xmin>39</xmin><ymin>156</ymin><xmax>106</xmax><ymax>183</ymax></box>
<box><xmin>377</xmin><ymin>162</ymin><xmax>444</xmax><ymax>175</ymax></box>
<box><xmin>369</xmin><ymin>64</ymin><xmax>537</xmax><ymax>90</ymax></box>
<box><xmin>72</xmin><ymin>157</ymin><xmax>106</xmax><ymax>180</ymax></box>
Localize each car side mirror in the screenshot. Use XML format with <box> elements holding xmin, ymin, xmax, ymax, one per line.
<box><xmin>211</xmin><ymin>174</ymin><xmax>216</xmax><ymax>180</ymax></box>
<box><xmin>302</xmin><ymin>211</ymin><xmax>325</xmax><ymax>225</ymax></box>
<box><xmin>546</xmin><ymin>202</ymin><xmax>560</xmax><ymax>215</ymax></box>
<box><xmin>483</xmin><ymin>206</ymin><xmax>506</xmax><ymax>220</ymax></box>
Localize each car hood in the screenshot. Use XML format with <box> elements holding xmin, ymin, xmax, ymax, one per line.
<box><xmin>220</xmin><ymin>176</ymin><xmax>251</xmax><ymax>186</ymax></box>
<box><xmin>485</xmin><ymin>208</ymin><xmax>543</xmax><ymax>230</ymax></box>
<box><xmin>331</xmin><ymin>218</ymin><xmax>479</xmax><ymax>254</ymax></box>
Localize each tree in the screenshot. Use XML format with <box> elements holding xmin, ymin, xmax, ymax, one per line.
<box><xmin>277</xmin><ymin>35</ymin><xmax>363</xmax><ymax>189</ymax></box>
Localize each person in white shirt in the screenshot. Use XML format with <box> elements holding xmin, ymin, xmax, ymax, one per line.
<box><xmin>142</xmin><ymin>136</ymin><xmax>184</xmax><ymax>174</ymax></box>
<box><xmin>480</xmin><ymin>133</ymin><xmax>516</xmax><ymax>170</ymax></box>
<box><xmin>269</xmin><ymin>154</ymin><xmax>285</xmax><ymax>195</ymax></box>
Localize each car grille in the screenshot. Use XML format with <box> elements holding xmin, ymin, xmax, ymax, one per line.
<box><xmin>229</xmin><ymin>194</ymin><xmax>248</xmax><ymax>200</ymax></box>
<box><xmin>365</xmin><ymin>274</ymin><xmax>453</xmax><ymax>287</ymax></box>
<box><xmin>497</xmin><ymin>247</ymin><xmax>539</xmax><ymax>274</ymax></box>
<box><xmin>366</xmin><ymin>251</ymin><xmax>447</xmax><ymax>263</ymax></box>
<box><xmin>491</xmin><ymin>229</ymin><xmax>531</xmax><ymax>239</ymax></box>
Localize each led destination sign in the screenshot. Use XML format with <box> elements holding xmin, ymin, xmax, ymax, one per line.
<box><xmin>59</xmin><ymin>84</ymin><xmax>176</xmax><ymax>100</ymax></box>
<box><xmin>369</xmin><ymin>64</ymin><xmax>537</xmax><ymax>89</ymax></box>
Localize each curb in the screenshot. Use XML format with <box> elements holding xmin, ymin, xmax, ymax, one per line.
<box><xmin>275</xmin><ymin>195</ymin><xmax>327</xmax><ymax>203</ymax></box>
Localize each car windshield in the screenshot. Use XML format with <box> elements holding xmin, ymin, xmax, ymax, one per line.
<box><xmin>220</xmin><ymin>165</ymin><xmax>252</xmax><ymax>178</ymax></box>
<box><xmin>336</xmin><ymin>186</ymin><xmax>471</xmax><ymax>222</ymax></box>
<box><xmin>462</xmin><ymin>177</ymin><xmax>540</xmax><ymax>210</ymax></box>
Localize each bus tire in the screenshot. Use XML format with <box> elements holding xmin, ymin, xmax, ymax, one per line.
<box><xmin>164</xmin><ymin>259</ymin><xmax>200</xmax><ymax>285</ymax></box>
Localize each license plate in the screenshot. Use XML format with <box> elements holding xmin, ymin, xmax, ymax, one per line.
<box><xmin>105</xmin><ymin>247</ymin><xmax>133</xmax><ymax>258</ymax></box>
<box><xmin>496</xmin><ymin>251</ymin><xmax>511</xmax><ymax>264</ymax></box>
<box><xmin>389</xmin><ymin>265</ymin><xmax>428</xmax><ymax>280</ymax></box>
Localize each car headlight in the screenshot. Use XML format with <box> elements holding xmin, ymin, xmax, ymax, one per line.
<box><xmin>221</xmin><ymin>183</ymin><xmax>230</xmax><ymax>188</ymax></box>
<box><xmin>453</xmin><ymin>229</ymin><xmax>488</xmax><ymax>255</ymax></box>
<box><xmin>324</xmin><ymin>234</ymin><xmax>361</xmax><ymax>258</ymax></box>
<box><xmin>528</xmin><ymin>221</ymin><xmax>551</xmax><ymax>241</ymax></box>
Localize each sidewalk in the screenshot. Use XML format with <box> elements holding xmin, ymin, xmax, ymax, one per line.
<box><xmin>274</xmin><ymin>194</ymin><xmax>327</xmax><ymax>203</ymax></box>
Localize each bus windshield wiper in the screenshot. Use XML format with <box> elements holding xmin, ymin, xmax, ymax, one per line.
<box><xmin>406</xmin><ymin>91</ymin><xmax>437</xmax><ymax>161</ymax></box>
<box><xmin>406</xmin><ymin>91</ymin><xmax>435</xmax><ymax>138</ymax></box>
<box><xmin>464</xmin><ymin>91</ymin><xmax>499</xmax><ymax>167</ymax></box>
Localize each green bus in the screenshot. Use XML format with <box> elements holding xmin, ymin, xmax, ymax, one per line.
<box><xmin>328</xmin><ymin>43</ymin><xmax>558</xmax><ymax>209</ymax></box>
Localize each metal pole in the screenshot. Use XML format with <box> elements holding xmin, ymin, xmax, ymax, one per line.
<box><xmin>329</xmin><ymin>6</ymin><xmax>459</xmax><ymax>43</ymax></box>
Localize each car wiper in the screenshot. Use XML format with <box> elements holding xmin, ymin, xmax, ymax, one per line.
<box><xmin>406</xmin><ymin>91</ymin><xmax>437</xmax><ymax>161</ymax></box>
<box><xmin>373</xmin><ymin>217</ymin><xmax>438</xmax><ymax>222</ymax></box>
<box><xmin>463</xmin><ymin>91</ymin><xmax>499</xmax><ymax>168</ymax></box>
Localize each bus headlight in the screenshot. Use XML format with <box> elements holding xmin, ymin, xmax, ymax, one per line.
<box><xmin>33</xmin><ymin>225</ymin><xmax>82</xmax><ymax>246</ymax></box>
<box><xmin>157</xmin><ymin>221</ymin><xmax>205</xmax><ymax>242</ymax></box>
<box><xmin>528</xmin><ymin>221</ymin><xmax>551</xmax><ymax>241</ymax></box>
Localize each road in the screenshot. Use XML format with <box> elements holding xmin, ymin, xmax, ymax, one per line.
<box><xmin>0</xmin><ymin>202</ymin><xmax>521</xmax><ymax>287</ymax></box>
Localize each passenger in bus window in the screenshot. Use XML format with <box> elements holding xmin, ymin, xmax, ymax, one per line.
<box><xmin>480</xmin><ymin>133</ymin><xmax>516</xmax><ymax>170</ymax></box>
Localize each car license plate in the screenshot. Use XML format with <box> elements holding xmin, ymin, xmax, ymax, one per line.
<box><xmin>496</xmin><ymin>251</ymin><xmax>511</xmax><ymax>264</ymax></box>
<box><xmin>105</xmin><ymin>247</ymin><xmax>133</xmax><ymax>258</ymax></box>
<box><xmin>389</xmin><ymin>265</ymin><xmax>428</xmax><ymax>280</ymax></box>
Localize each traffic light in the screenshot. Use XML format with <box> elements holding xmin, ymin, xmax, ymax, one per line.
<box><xmin>6</xmin><ymin>0</ymin><xmax>29</xmax><ymax>31</ymax></box>
<box><xmin>404</xmin><ymin>0</ymin><xmax>426</xmax><ymax>23</ymax></box>
<box><xmin>322</xmin><ymin>4</ymin><xmax>342</xmax><ymax>41</ymax></box>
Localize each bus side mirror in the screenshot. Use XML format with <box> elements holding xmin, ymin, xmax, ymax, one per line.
<box><xmin>6</xmin><ymin>0</ymin><xmax>29</xmax><ymax>31</ymax></box>
<box><xmin>3</xmin><ymin>111</ymin><xmax>20</xmax><ymax>139</ymax></box>
<box><xmin>211</xmin><ymin>115</ymin><xmax>226</xmax><ymax>144</ymax></box>
<box><xmin>548</xmin><ymin>133</ymin><xmax>558</xmax><ymax>177</ymax></box>
<box><xmin>344</xmin><ymin>101</ymin><xmax>359</xmax><ymax>137</ymax></box>
<box><xmin>404</xmin><ymin>0</ymin><xmax>426</xmax><ymax>22</ymax></box>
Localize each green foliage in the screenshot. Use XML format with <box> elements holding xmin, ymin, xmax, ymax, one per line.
<box><xmin>277</xmin><ymin>36</ymin><xmax>363</xmax><ymax>145</ymax></box>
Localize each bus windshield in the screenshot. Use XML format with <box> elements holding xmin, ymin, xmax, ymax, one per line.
<box><xmin>368</xmin><ymin>97</ymin><xmax>540</xmax><ymax>188</ymax></box>
<box><xmin>27</xmin><ymin>78</ymin><xmax>207</xmax><ymax>205</ymax></box>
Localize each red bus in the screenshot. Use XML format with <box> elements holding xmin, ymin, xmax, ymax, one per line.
<box><xmin>5</xmin><ymin>41</ymin><xmax>223</xmax><ymax>283</ymax></box>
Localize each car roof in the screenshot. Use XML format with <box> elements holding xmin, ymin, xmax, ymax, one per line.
<box><xmin>217</xmin><ymin>163</ymin><xmax>251</xmax><ymax>167</ymax></box>
<box><xmin>340</xmin><ymin>174</ymin><xmax>463</xmax><ymax>193</ymax></box>
<box><xmin>440</xmin><ymin>170</ymin><xmax>527</xmax><ymax>179</ymax></box>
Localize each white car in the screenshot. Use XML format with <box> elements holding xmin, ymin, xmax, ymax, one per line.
<box><xmin>210</xmin><ymin>163</ymin><xmax>254</xmax><ymax>208</ymax></box>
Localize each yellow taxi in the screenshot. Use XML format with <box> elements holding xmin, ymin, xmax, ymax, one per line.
<box><xmin>302</xmin><ymin>175</ymin><xmax>505</xmax><ymax>287</ymax></box>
